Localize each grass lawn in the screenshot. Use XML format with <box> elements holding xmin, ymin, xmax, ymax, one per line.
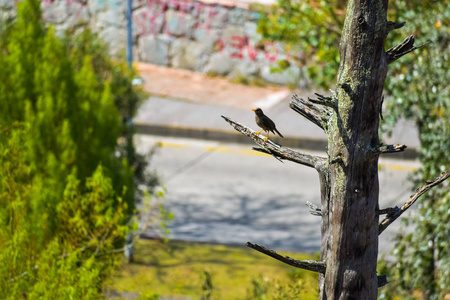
<box><xmin>105</xmin><ymin>239</ymin><xmax>319</xmax><ymax>299</ymax></box>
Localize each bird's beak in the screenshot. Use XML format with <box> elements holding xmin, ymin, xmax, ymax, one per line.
<box><xmin>251</xmin><ymin>108</ymin><xmax>256</xmax><ymax>111</ymax></box>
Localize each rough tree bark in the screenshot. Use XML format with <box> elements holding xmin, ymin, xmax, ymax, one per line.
<box><xmin>222</xmin><ymin>0</ymin><xmax>450</xmax><ymax>299</ymax></box>
<box><xmin>320</xmin><ymin>0</ymin><xmax>388</xmax><ymax>297</ymax></box>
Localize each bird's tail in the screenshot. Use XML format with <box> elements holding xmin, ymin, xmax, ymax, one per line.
<box><xmin>274</xmin><ymin>128</ymin><xmax>283</xmax><ymax>138</ymax></box>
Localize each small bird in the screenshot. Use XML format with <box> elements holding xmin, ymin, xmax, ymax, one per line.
<box><xmin>251</xmin><ymin>108</ymin><xmax>283</xmax><ymax>141</ymax></box>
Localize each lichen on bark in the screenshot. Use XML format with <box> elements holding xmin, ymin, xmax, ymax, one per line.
<box><xmin>320</xmin><ymin>0</ymin><xmax>389</xmax><ymax>299</ymax></box>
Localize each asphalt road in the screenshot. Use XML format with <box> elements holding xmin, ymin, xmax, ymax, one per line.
<box><xmin>135</xmin><ymin>134</ymin><xmax>420</xmax><ymax>257</ymax></box>
<box><xmin>134</xmin><ymin>96</ymin><xmax>421</xmax><ymax>149</ymax></box>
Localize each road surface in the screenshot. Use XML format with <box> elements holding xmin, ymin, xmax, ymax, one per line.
<box><xmin>135</xmin><ymin>134</ymin><xmax>420</xmax><ymax>256</ymax></box>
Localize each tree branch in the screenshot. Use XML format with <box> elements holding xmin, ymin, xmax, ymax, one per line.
<box><xmin>252</xmin><ymin>147</ymin><xmax>284</xmax><ymax>163</ymax></box>
<box><xmin>387</xmin><ymin>21</ymin><xmax>406</xmax><ymax>32</ymax></box>
<box><xmin>290</xmin><ymin>94</ymin><xmax>331</xmax><ymax>131</ymax></box>
<box><xmin>221</xmin><ymin>115</ymin><xmax>327</xmax><ymax>171</ymax></box>
<box><xmin>378</xmin><ymin>171</ymin><xmax>450</xmax><ymax>235</ymax></box>
<box><xmin>306</xmin><ymin>201</ymin><xmax>322</xmax><ymax>216</ymax></box>
<box><xmin>376</xmin><ymin>207</ymin><xmax>397</xmax><ymax>215</ymax></box>
<box><xmin>371</xmin><ymin>144</ymin><xmax>407</xmax><ymax>155</ymax></box>
<box><xmin>246</xmin><ymin>242</ymin><xmax>389</xmax><ymax>288</ymax></box>
<box><xmin>308</xmin><ymin>93</ymin><xmax>338</xmax><ymax>111</ymax></box>
<box><xmin>246</xmin><ymin>242</ymin><xmax>326</xmax><ymax>273</ymax></box>
<box><xmin>378</xmin><ymin>275</ymin><xmax>388</xmax><ymax>288</ymax></box>
<box><xmin>386</xmin><ymin>35</ymin><xmax>428</xmax><ymax>65</ymax></box>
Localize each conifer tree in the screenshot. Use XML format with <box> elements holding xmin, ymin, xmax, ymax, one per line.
<box><xmin>0</xmin><ymin>0</ymin><xmax>147</xmax><ymax>297</ymax></box>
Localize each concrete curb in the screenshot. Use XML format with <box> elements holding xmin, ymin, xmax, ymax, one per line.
<box><xmin>135</xmin><ymin>123</ymin><xmax>418</xmax><ymax>160</ymax></box>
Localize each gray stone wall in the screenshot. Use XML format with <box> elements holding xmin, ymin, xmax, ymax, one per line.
<box><xmin>1</xmin><ymin>0</ymin><xmax>304</xmax><ymax>86</ymax></box>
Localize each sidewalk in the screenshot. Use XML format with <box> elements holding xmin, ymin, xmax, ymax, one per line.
<box><xmin>134</xmin><ymin>63</ymin><xmax>289</xmax><ymax>110</ymax></box>
<box><xmin>133</xmin><ymin>63</ymin><xmax>419</xmax><ymax>159</ymax></box>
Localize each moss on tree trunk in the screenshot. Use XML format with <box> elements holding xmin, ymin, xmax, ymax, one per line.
<box><xmin>320</xmin><ymin>1</ymin><xmax>388</xmax><ymax>299</ymax></box>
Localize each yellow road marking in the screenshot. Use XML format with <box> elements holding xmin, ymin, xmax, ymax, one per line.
<box><xmin>379</xmin><ymin>163</ymin><xmax>417</xmax><ymax>172</ymax></box>
<box><xmin>155</xmin><ymin>141</ymin><xmax>418</xmax><ymax>171</ymax></box>
<box><xmin>155</xmin><ymin>141</ymin><xmax>191</xmax><ymax>149</ymax></box>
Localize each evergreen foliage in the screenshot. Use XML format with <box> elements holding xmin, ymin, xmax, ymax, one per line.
<box><xmin>258</xmin><ymin>1</ymin><xmax>449</xmax><ymax>299</ymax></box>
<box><xmin>0</xmin><ymin>0</ymin><xmax>150</xmax><ymax>297</ymax></box>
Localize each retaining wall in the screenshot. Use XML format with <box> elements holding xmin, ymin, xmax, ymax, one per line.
<box><xmin>1</xmin><ymin>0</ymin><xmax>305</xmax><ymax>86</ymax></box>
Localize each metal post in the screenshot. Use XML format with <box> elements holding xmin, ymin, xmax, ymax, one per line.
<box><xmin>125</xmin><ymin>1</ymin><xmax>136</xmax><ymax>260</ymax></box>
<box><xmin>126</xmin><ymin>0</ymin><xmax>133</xmax><ymax>69</ymax></box>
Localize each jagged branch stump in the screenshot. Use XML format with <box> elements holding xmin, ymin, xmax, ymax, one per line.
<box><xmin>386</xmin><ymin>35</ymin><xmax>428</xmax><ymax>64</ymax></box>
<box><xmin>290</xmin><ymin>94</ymin><xmax>332</xmax><ymax>131</ymax></box>
<box><xmin>371</xmin><ymin>144</ymin><xmax>407</xmax><ymax>155</ymax></box>
<box><xmin>308</xmin><ymin>93</ymin><xmax>338</xmax><ymax>111</ymax></box>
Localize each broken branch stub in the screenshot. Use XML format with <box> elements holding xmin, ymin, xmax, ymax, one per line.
<box><xmin>308</xmin><ymin>93</ymin><xmax>338</xmax><ymax>111</ymax></box>
<box><xmin>386</xmin><ymin>35</ymin><xmax>428</xmax><ymax>64</ymax></box>
<box><xmin>372</xmin><ymin>144</ymin><xmax>407</xmax><ymax>155</ymax></box>
<box><xmin>290</xmin><ymin>94</ymin><xmax>331</xmax><ymax>131</ymax></box>
<box><xmin>387</xmin><ymin>21</ymin><xmax>406</xmax><ymax>32</ymax></box>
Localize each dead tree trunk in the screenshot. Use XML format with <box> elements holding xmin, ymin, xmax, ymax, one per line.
<box><xmin>321</xmin><ymin>0</ymin><xmax>388</xmax><ymax>298</ymax></box>
<box><xmin>222</xmin><ymin>0</ymin><xmax>449</xmax><ymax>299</ymax></box>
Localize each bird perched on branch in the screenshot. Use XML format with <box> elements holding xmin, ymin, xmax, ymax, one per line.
<box><xmin>251</xmin><ymin>108</ymin><xmax>283</xmax><ymax>141</ymax></box>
